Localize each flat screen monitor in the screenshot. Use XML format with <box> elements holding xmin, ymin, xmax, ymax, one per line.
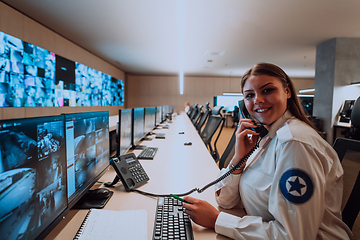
<box><xmin>162</xmin><ymin>106</ymin><xmax>167</xmax><ymax>122</ymax></box>
<box><xmin>215</xmin><ymin>95</ymin><xmax>244</xmax><ymax>112</ymax></box>
<box><xmin>298</xmin><ymin>95</ymin><xmax>314</xmax><ymax>116</ymax></box>
<box><xmin>64</xmin><ymin>111</ymin><xmax>110</xmax><ymax>208</ymax></box>
<box><xmin>0</xmin><ymin>115</ymin><xmax>68</xmax><ymax>240</ymax></box>
<box><xmin>132</xmin><ymin>108</ymin><xmax>145</xmax><ymax>146</ymax></box>
<box><xmin>155</xmin><ymin>106</ymin><xmax>162</xmax><ymax>126</ymax></box>
<box><xmin>144</xmin><ymin>107</ymin><xmax>156</xmax><ymax>134</ymax></box>
<box><xmin>118</xmin><ymin>109</ymin><xmax>132</xmax><ymax>156</ymax></box>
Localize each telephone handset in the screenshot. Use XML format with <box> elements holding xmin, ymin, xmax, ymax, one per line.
<box><xmin>109</xmin><ymin>153</ymin><xmax>149</xmax><ymax>192</ymax></box>
<box><xmin>239</xmin><ymin>100</ymin><xmax>268</xmax><ymax>138</ymax></box>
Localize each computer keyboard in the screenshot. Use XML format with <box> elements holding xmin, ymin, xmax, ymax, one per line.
<box><xmin>152</xmin><ymin>197</ymin><xmax>194</xmax><ymax>240</ymax></box>
<box><xmin>137</xmin><ymin>146</ymin><xmax>158</xmax><ymax>159</ymax></box>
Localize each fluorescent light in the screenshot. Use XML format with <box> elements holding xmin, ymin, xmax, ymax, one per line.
<box><xmin>223</xmin><ymin>92</ymin><xmax>243</xmax><ymax>96</ymax></box>
<box><xmin>297</xmin><ymin>94</ymin><xmax>314</xmax><ymax>97</ymax></box>
<box><xmin>299</xmin><ymin>88</ymin><xmax>315</xmax><ymax>93</ymax></box>
<box><xmin>179</xmin><ymin>72</ymin><xmax>184</xmax><ymax>95</ymax></box>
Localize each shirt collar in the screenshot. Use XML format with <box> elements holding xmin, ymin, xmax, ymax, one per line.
<box><xmin>262</xmin><ymin>110</ymin><xmax>293</xmax><ymax>140</ymax></box>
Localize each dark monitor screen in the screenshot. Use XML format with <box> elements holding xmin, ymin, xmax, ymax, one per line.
<box><xmin>144</xmin><ymin>107</ymin><xmax>156</xmax><ymax>134</ymax></box>
<box><xmin>155</xmin><ymin>106</ymin><xmax>162</xmax><ymax>126</ymax></box>
<box><xmin>64</xmin><ymin>111</ymin><xmax>109</xmax><ymax>207</ymax></box>
<box><xmin>298</xmin><ymin>95</ymin><xmax>314</xmax><ymax>116</ymax></box>
<box><xmin>0</xmin><ymin>115</ymin><xmax>67</xmax><ymax>240</ymax></box>
<box><xmin>118</xmin><ymin>109</ymin><xmax>132</xmax><ymax>155</ymax></box>
<box><xmin>132</xmin><ymin>108</ymin><xmax>145</xmax><ymax>145</ymax></box>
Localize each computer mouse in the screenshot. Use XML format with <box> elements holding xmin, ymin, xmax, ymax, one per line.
<box><xmin>184</xmin><ymin>142</ymin><xmax>192</xmax><ymax>146</ymax></box>
<box><xmin>88</xmin><ymin>188</ymin><xmax>111</xmax><ymax>199</ymax></box>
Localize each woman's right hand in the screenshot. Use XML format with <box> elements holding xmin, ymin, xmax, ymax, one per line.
<box><xmin>231</xmin><ymin>119</ymin><xmax>260</xmax><ymax>168</ymax></box>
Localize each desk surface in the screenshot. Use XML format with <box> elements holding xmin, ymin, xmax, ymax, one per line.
<box><xmin>45</xmin><ymin>112</ymin><xmax>242</xmax><ymax>240</ymax></box>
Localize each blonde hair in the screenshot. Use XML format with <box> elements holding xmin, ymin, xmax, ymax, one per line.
<box><xmin>241</xmin><ymin>63</ymin><xmax>316</xmax><ymax>130</ymax></box>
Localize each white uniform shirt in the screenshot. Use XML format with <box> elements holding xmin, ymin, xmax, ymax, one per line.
<box><xmin>214</xmin><ymin>111</ymin><xmax>353</xmax><ymax>239</ymax></box>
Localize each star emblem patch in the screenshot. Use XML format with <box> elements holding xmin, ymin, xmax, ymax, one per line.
<box><xmin>279</xmin><ymin>169</ymin><xmax>314</xmax><ymax>204</ymax></box>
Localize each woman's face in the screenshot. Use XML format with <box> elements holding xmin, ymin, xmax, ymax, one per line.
<box><xmin>243</xmin><ymin>74</ymin><xmax>291</xmax><ymax>126</ymax></box>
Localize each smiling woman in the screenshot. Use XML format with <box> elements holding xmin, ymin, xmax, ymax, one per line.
<box><xmin>182</xmin><ymin>63</ymin><xmax>353</xmax><ymax>240</ymax></box>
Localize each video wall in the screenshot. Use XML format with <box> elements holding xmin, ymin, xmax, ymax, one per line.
<box><xmin>0</xmin><ymin>31</ymin><xmax>124</xmax><ymax>107</ymax></box>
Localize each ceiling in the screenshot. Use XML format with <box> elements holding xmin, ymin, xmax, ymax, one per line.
<box><xmin>3</xmin><ymin>0</ymin><xmax>360</xmax><ymax>78</ymax></box>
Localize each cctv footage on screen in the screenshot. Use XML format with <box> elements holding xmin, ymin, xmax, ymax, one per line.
<box><xmin>0</xmin><ymin>116</ymin><xmax>67</xmax><ymax>240</ymax></box>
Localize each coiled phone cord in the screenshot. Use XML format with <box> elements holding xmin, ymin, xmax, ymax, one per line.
<box><xmin>131</xmin><ymin>136</ymin><xmax>262</xmax><ymax>198</ymax></box>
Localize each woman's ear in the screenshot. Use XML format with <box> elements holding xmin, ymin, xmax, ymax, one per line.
<box><xmin>285</xmin><ymin>84</ymin><xmax>291</xmax><ymax>99</ymax></box>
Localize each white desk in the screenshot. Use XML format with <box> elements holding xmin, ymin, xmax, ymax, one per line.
<box><xmin>45</xmin><ymin>112</ymin><xmax>244</xmax><ymax>240</ymax></box>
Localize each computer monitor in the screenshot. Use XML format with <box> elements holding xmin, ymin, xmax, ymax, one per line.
<box><xmin>0</xmin><ymin>115</ymin><xmax>68</xmax><ymax>240</ymax></box>
<box><xmin>298</xmin><ymin>95</ymin><xmax>314</xmax><ymax>117</ymax></box>
<box><xmin>155</xmin><ymin>106</ymin><xmax>162</xmax><ymax>126</ymax></box>
<box><xmin>118</xmin><ymin>108</ymin><xmax>132</xmax><ymax>156</ymax></box>
<box><xmin>215</xmin><ymin>95</ymin><xmax>244</xmax><ymax>112</ymax></box>
<box><xmin>132</xmin><ymin>108</ymin><xmax>145</xmax><ymax>148</ymax></box>
<box><xmin>144</xmin><ymin>107</ymin><xmax>156</xmax><ymax>134</ymax></box>
<box><xmin>64</xmin><ymin>111</ymin><xmax>110</xmax><ymax>209</ymax></box>
<box><xmin>161</xmin><ymin>106</ymin><xmax>167</xmax><ymax>122</ymax></box>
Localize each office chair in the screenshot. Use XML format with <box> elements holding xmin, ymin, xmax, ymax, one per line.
<box><xmin>332</xmin><ymin>97</ymin><xmax>360</xmax><ymax>231</ymax></box>
<box><xmin>200</xmin><ymin>106</ymin><xmax>225</xmax><ymax>160</ymax></box>
<box><xmin>217</xmin><ymin>125</ymin><xmax>237</xmax><ymax>169</ymax></box>
<box><xmin>195</xmin><ymin>102</ymin><xmax>211</xmax><ymax>133</ymax></box>
<box><xmin>189</xmin><ymin>103</ymin><xmax>198</xmax><ymax>121</ymax></box>
<box><xmin>192</xmin><ymin>105</ymin><xmax>203</xmax><ymax>125</ymax></box>
<box><xmin>332</xmin><ymin>138</ymin><xmax>360</xmax><ymax>231</ymax></box>
<box><xmin>347</xmin><ymin>96</ymin><xmax>360</xmax><ymax>140</ymax></box>
<box><xmin>187</xmin><ymin>105</ymin><xmax>193</xmax><ymax>116</ymax></box>
<box><xmin>231</xmin><ymin>106</ymin><xmax>240</xmax><ymax>128</ymax></box>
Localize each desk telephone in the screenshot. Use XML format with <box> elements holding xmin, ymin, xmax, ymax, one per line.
<box><xmin>109</xmin><ymin>153</ymin><xmax>149</xmax><ymax>191</ymax></box>
<box><xmin>108</xmin><ymin>100</ymin><xmax>268</xmax><ymax>197</ymax></box>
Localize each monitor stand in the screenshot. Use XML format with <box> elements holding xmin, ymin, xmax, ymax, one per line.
<box><xmin>72</xmin><ymin>188</ymin><xmax>113</xmax><ymax>209</ymax></box>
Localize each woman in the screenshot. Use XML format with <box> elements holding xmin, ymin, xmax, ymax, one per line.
<box><xmin>183</xmin><ymin>63</ymin><xmax>352</xmax><ymax>239</ymax></box>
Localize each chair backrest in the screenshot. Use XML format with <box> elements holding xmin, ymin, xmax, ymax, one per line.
<box><xmin>189</xmin><ymin>104</ymin><xmax>198</xmax><ymax>120</ymax></box>
<box><xmin>212</xmin><ymin>106</ymin><xmax>224</xmax><ymax>116</ymax></box>
<box><xmin>192</xmin><ymin>105</ymin><xmax>203</xmax><ymax>125</ymax></box>
<box><xmin>218</xmin><ymin>126</ymin><xmax>237</xmax><ymax>169</ymax></box>
<box><xmin>200</xmin><ymin>114</ymin><xmax>225</xmax><ymax>160</ymax></box>
<box><xmin>196</xmin><ymin>104</ymin><xmax>211</xmax><ymax>132</ymax></box>
<box><xmin>351</xmin><ymin>96</ymin><xmax>360</xmax><ymax>128</ymax></box>
<box><xmin>332</xmin><ymin>137</ymin><xmax>360</xmax><ymax>230</ymax></box>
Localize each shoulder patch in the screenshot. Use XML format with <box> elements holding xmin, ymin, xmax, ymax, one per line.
<box><xmin>279</xmin><ymin>169</ymin><xmax>314</xmax><ymax>204</ymax></box>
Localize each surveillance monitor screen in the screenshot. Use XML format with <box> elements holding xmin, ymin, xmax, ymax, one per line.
<box><xmin>0</xmin><ymin>115</ymin><xmax>67</xmax><ymax>240</ymax></box>
<box><xmin>144</xmin><ymin>107</ymin><xmax>156</xmax><ymax>134</ymax></box>
<box><xmin>64</xmin><ymin>111</ymin><xmax>109</xmax><ymax>207</ymax></box>
<box><xmin>0</xmin><ymin>30</ymin><xmax>124</xmax><ymax>107</ymax></box>
<box><xmin>155</xmin><ymin>106</ymin><xmax>162</xmax><ymax>126</ymax></box>
<box><xmin>132</xmin><ymin>108</ymin><xmax>145</xmax><ymax>145</ymax></box>
<box><xmin>118</xmin><ymin>109</ymin><xmax>132</xmax><ymax>155</ymax></box>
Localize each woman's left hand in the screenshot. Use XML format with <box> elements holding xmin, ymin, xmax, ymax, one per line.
<box><xmin>183</xmin><ymin>196</ymin><xmax>220</xmax><ymax>229</ymax></box>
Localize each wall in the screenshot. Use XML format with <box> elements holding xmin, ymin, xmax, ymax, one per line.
<box><xmin>0</xmin><ymin>2</ymin><xmax>126</xmax><ymax>119</ymax></box>
<box><xmin>127</xmin><ymin>74</ymin><xmax>314</xmax><ymax>112</ymax></box>
<box><xmin>315</xmin><ymin>38</ymin><xmax>360</xmax><ymax>143</ymax></box>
